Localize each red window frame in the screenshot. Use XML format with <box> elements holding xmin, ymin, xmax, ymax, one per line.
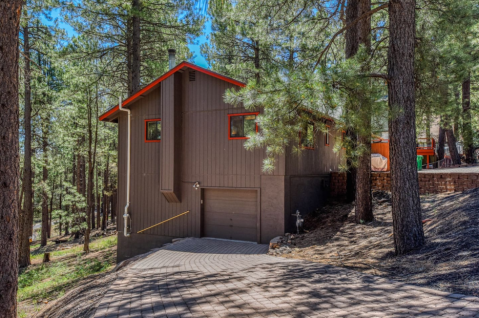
<box><xmin>324</xmin><ymin>125</ymin><xmax>330</xmax><ymax>146</ymax></box>
<box><xmin>228</xmin><ymin>112</ymin><xmax>260</xmax><ymax>140</ymax></box>
<box><xmin>144</xmin><ymin>118</ymin><xmax>161</xmax><ymax>143</ymax></box>
<box><xmin>299</xmin><ymin>122</ymin><xmax>315</xmax><ymax>150</ymax></box>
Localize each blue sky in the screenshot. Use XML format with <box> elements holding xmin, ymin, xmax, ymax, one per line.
<box><xmin>44</xmin><ymin>8</ymin><xmax>210</xmax><ymax>68</ymax></box>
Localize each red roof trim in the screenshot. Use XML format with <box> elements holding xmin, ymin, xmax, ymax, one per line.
<box><xmin>99</xmin><ymin>62</ymin><xmax>246</xmax><ymax>121</ymax></box>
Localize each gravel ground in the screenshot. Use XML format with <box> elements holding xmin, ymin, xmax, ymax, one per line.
<box><xmin>272</xmin><ymin>189</ymin><xmax>479</xmax><ymax>297</ymax></box>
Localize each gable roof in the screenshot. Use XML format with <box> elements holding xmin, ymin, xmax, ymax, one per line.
<box><xmin>99</xmin><ymin>61</ymin><xmax>246</xmax><ymax>122</ymax></box>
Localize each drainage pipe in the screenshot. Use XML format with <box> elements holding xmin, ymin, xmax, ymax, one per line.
<box><xmin>119</xmin><ymin>96</ymin><xmax>131</xmax><ymax>237</ymax></box>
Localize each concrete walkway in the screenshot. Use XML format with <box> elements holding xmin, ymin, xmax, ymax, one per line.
<box><xmin>94</xmin><ymin>238</ymin><xmax>479</xmax><ymax>318</ymax></box>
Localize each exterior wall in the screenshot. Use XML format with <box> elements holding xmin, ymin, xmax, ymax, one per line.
<box><xmin>284</xmin><ymin>125</ymin><xmax>343</xmax><ymax>230</ymax></box>
<box><xmin>285</xmin><ymin>125</ymin><xmax>342</xmax><ymax>176</ymax></box>
<box><xmin>329</xmin><ymin>171</ymin><xmax>479</xmax><ymax>198</ymax></box>
<box><xmin>116</xmin><ymin>69</ymin><xmax>286</xmax><ymax>261</ymax></box>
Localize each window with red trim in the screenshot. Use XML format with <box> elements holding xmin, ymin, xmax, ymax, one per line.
<box><xmin>325</xmin><ymin>125</ymin><xmax>330</xmax><ymax>146</ymax></box>
<box><xmin>145</xmin><ymin>119</ymin><xmax>161</xmax><ymax>142</ymax></box>
<box><xmin>228</xmin><ymin>112</ymin><xmax>259</xmax><ymax>140</ymax></box>
<box><xmin>300</xmin><ymin>122</ymin><xmax>315</xmax><ymax>149</ymax></box>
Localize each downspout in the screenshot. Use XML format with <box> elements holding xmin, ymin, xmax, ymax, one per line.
<box><xmin>119</xmin><ymin>96</ymin><xmax>131</xmax><ymax>237</ymax></box>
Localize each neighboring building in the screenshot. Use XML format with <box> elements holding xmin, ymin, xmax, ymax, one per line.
<box><xmin>100</xmin><ymin>60</ymin><xmax>343</xmax><ymax>262</ymax></box>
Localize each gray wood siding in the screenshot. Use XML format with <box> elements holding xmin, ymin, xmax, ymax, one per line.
<box><xmin>181</xmin><ymin>69</ymin><xmax>284</xmax><ymax>189</ymax></box>
<box><xmin>117</xmin><ymin>87</ymin><xmax>199</xmax><ymax>238</ymax></box>
<box><xmin>160</xmin><ymin>74</ymin><xmax>182</xmax><ymax>202</ymax></box>
<box><xmin>286</xmin><ymin>127</ymin><xmax>343</xmax><ymax>176</ymax></box>
<box><xmin>117</xmin><ymin>68</ymin><xmax>287</xmax><ymax>241</ymax></box>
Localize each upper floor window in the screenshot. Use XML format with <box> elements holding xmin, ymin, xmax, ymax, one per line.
<box><xmin>145</xmin><ymin>119</ymin><xmax>161</xmax><ymax>142</ymax></box>
<box><xmin>228</xmin><ymin>112</ymin><xmax>259</xmax><ymax>140</ymax></box>
<box><xmin>325</xmin><ymin>125</ymin><xmax>330</xmax><ymax>146</ymax></box>
<box><xmin>300</xmin><ymin>122</ymin><xmax>315</xmax><ymax>149</ymax></box>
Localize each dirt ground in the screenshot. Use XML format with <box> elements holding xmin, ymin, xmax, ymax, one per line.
<box><xmin>272</xmin><ymin>188</ymin><xmax>479</xmax><ymax>297</ymax></box>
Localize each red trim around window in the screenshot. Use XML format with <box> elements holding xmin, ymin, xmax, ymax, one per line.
<box><xmin>299</xmin><ymin>123</ymin><xmax>315</xmax><ymax>150</ymax></box>
<box><xmin>145</xmin><ymin>119</ymin><xmax>161</xmax><ymax>143</ymax></box>
<box><xmin>325</xmin><ymin>125</ymin><xmax>330</xmax><ymax>146</ymax></box>
<box><xmin>228</xmin><ymin>112</ymin><xmax>260</xmax><ymax>140</ymax></box>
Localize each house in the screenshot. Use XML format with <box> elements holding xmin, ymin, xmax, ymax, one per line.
<box><xmin>100</xmin><ymin>54</ymin><xmax>343</xmax><ymax>262</ymax></box>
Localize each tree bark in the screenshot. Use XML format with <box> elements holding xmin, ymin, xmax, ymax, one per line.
<box><xmin>0</xmin><ymin>1</ymin><xmax>22</xmax><ymax>316</ymax></box>
<box><xmin>462</xmin><ymin>75</ymin><xmax>474</xmax><ymax>163</ymax></box>
<box><xmin>354</xmin><ymin>0</ymin><xmax>373</xmax><ymax>223</ymax></box>
<box><xmin>48</xmin><ymin>181</ymin><xmax>54</xmax><ymax>238</ymax></box>
<box><xmin>387</xmin><ymin>0</ymin><xmax>424</xmax><ymax>255</ymax></box>
<box><xmin>438</xmin><ymin>125</ymin><xmax>445</xmax><ymax>163</ymax></box>
<box><xmin>102</xmin><ymin>156</ymin><xmax>109</xmax><ymax>231</ymax></box>
<box><xmin>19</xmin><ymin>24</ymin><xmax>33</xmax><ymax>268</ymax></box>
<box><xmin>96</xmin><ymin>167</ymin><xmax>101</xmax><ymax>229</ymax></box>
<box><xmin>131</xmin><ymin>0</ymin><xmax>141</xmax><ymax>94</ymax></box>
<box><xmin>445</xmin><ymin>129</ymin><xmax>461</xmax><ymax>165</ymax></box>
<box><xmin>344</xmin><ymin>0</ymin><xmax>359</xmax><ymax>203</ymax></box>
<box><xmin>254</xmin><ymin>40</ymin><xmax>260</xmax><ymax>84</ymax></box>
<box><xmin>41</xmin><ymin>125</ymin><xmax>49</xmax><ymax>247</ymax></box>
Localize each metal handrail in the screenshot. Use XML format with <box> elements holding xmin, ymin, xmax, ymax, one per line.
<box><xmin>137</xmin><ymin>210</ymin><xmax>190</xmax><ymax>234</ymax></box>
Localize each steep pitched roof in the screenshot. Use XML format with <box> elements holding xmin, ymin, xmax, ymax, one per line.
<box><xmin>99</xmin><ymin>61</ymin><xmax>246</xmax><ymax>122</ymax></box>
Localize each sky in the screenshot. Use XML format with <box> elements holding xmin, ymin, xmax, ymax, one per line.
<box><xmin>44</xmin><ymin>8</ymin><xmax>210</xmax><ymax>68</ymax></box>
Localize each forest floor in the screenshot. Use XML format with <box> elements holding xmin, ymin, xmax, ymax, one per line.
<box><xmin>17</xmin><ymin>227</ymin><xmax>118</xmax><ymax>318</ymax></box>
<box><xmin>272</xmin><ymin>188</ymin><xmax>479</xmax><ymax>297</ymax></box>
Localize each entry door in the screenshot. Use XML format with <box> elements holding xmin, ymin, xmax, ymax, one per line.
<box><xmin>203</xmin><ymin>189</ymin><xmax>258</xmax><ymax>242</ymax></box>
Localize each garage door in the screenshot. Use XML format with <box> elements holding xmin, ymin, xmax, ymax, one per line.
<box><xmin>203</xmin><ymin>189</ymin><xmax>258</xmax><ymax>242</ymax></box>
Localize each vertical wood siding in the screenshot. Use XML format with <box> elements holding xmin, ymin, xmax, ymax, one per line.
<box><xmin>117</xmin><ymin>68</ymin><xmax>285</xmax><ymax>240</ymax></box>
<box><xmin>286</xmin><ymin>128</ymin><xmax>343</xmax><ymax>176</ymax></box>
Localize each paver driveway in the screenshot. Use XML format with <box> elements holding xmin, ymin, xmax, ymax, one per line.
<box><xmin>94</xmin><ymin>238</ymin><xmax>479</xmax><ymax>318</ymax></box>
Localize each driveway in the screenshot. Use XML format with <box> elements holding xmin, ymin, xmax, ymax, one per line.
<box><xmin>94</xmin><ymin>238</ymin><xmax>479</xmax><ymax>318</ymax></box>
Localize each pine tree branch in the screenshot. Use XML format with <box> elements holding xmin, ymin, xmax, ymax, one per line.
<box><xmin>313</xmin><ymin>3</ymin><xmax>389</xmax><ymax>71</ymax></box>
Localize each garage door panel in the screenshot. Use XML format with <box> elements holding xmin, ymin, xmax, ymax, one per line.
<box><xmin>203</xmin><ymin>189</ymin><xmax>258</xmax><ymax>242</ymax></box>
<box><xmin>204</xmin><ymin>212</ymin><xmax>257</xmax><ymax>227</ymax></box>
<box><xmin>204</xmin><ymin>200</ymin><xmax>257</xmax><ymax>215</ymax></box>
<box><xmin>204</xmin><ymin>224</ymin><xmax>257</xmax><ymax>242</ymax></box>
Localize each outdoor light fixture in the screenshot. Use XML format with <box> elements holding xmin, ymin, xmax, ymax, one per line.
<box><xmin>193</xmin><ymin>182</ymin><xmax>200</xmax><ymax>190</ymax></box>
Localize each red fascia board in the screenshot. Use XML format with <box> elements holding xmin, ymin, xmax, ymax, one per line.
<box><xmin>99</xmin><ymin>62</ymin><xmax>246</xmax><ymax>121</ymax></box>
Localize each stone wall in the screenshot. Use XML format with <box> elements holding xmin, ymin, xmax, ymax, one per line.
<box><xmin>330</xmin><ymin>171</ymin><xmax>479</xmax><ymax>198</ymax></box>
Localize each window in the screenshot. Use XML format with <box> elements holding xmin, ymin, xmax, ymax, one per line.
<box><xmin>145</xmin><ymin>119</ymin><xmax>161</xmax><ymax>142</ymax></box>
<box><xmin>325</xmin><ymin>125</ymin><xmax>330</xmax><ymax>146</ymax></box>
<box><xmin>300</xmin><ymin>122</ymin><xmax>315</xmax><ymax>149</ymax></box>
<box><xmin>228</xmin><ymin>112</ymin><xmax>259</xmax><ymax>140</ymax></box>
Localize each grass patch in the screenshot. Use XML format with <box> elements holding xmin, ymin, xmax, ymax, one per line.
<box><xmin>18</xmin><ymin>236</ymin><xmax>117</xmax><ymax>303</ymax></box>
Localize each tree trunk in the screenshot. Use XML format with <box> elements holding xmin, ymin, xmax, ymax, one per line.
<box><xmin>96</xmin><ymin>168</ymin><xmax>101</xmax><ymax>229</ymax></box>
<box><xmin>445</xmin><ymin>129</ymin><xmax>461</xmax><ymax>165</ymax></box>
<box><xmin>344</xmin><ymin>0</ymin><xmax>359</xmax><ymax>203</ymax></box>
<box><xmin>102</xmin><ymin>155</ymin><xmax>110</xmax><ymax>230</ymax></box>
<box><xmin>48</xmin><ymin>181</ymin><xmax>54</xmax><ymax>238</ymax></box>
<box><xmin>0</xmin><ymin>1</ymin><xmax>22</xmax><ymax>316</ymax></box>
<box><xmin>354</xmin><ymin>0</ymin><xmax>373</xmax><ymax>223</ymax></box>
<box><xmin>254</xmin><ymin>40</ymin><xmax>260</xmax><ymax>84</ymax></box>
<box><xmin>462</xmin><ymin>75</ymin><xmax>473</xmax><ymax>163</ymax></box>
<box><xmin>131</xmin><ymin>0</ymin><xmax>141</xmax><ymax>94</ymax></box>
<box><xmin>387</xmin><ymin>0</ymin><xmax>424</xmax><ymax>255</ymax></box>
<box><xmin>438</xmin><ymin>125</ymin><xmax>445</xmax><ymax>162</ymax></box>
<box><xmin>84</xmin><ymin>101</ymin><xmax>93</xmax><ymax>253</ymax></box>
<box><xmin>111</xmin><ymin>189</ymin><xmax>117</xmax><ymax>224</ymax></box>
<box><xmin>19</xmin><ymin>24</ymin><xmax>33</xmax><ymax>268</ymax></box>
<box><xmin>41</xmin><ymin>126</ymin><xmax>49</xmax><ymax>247</ymax></box>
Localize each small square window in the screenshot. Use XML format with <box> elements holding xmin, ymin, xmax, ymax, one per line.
<box><xmin>145</xmin><ymin>119</ymin><xmax>161</xmax><ymax>142</ymax></box>
<box><xmin>300</xmin><ymin>122</ymin><xmax>315</xmax><ymax>149</ymax></box>
<box><xmin>228</xmin><ymin>112</ymin><xmax>259</xmax><ymax>139</ymax></box>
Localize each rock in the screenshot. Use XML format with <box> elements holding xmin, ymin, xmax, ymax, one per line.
<box><xmin>163</xmin><ymin>243</ymin><xmax>172</xmax><ymax>247</ymax></box>
<box><xmin>172</xmin><ymin>238</ymin><xmax>184</xmax><ymax>243</ymax></box>
<box><xmin>269</xmin><ymin>236</ymin><xmax>283</xmax><ymax>249</ymax></box>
